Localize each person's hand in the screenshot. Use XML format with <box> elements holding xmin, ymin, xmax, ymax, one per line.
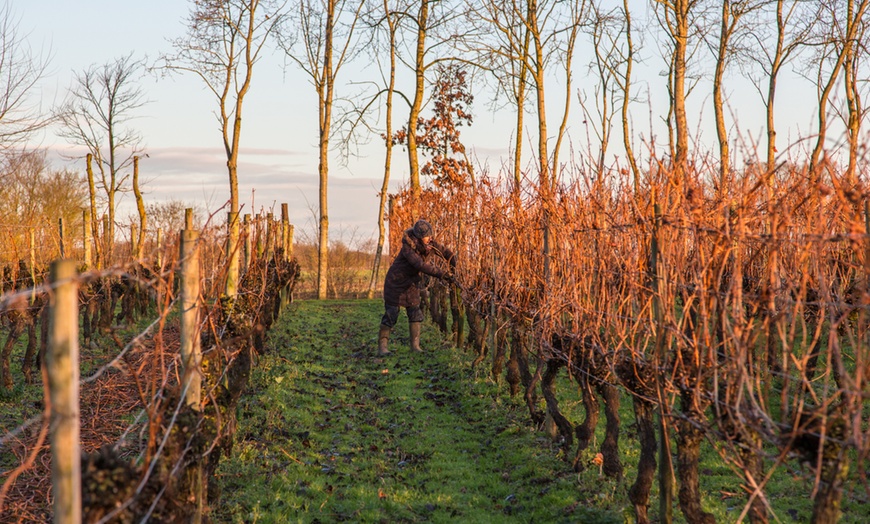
<box><xmin>443</xmin><ymin>274</ymin><xmax>456</xmax><ymax>286</ymax></box>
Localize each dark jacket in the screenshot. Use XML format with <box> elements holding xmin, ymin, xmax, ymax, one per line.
<box><xmin>383</xmin><ymin>228</ymin><xmax>455</xmax><ymax>307</ymax></box>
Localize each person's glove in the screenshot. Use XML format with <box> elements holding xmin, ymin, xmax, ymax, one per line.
<box><xmin>443</xmin><ymin>273</ymin><xmax>457</xmax><ymax>286</ymax></box>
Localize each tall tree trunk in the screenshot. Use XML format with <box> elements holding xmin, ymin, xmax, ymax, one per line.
<box><xmin>317</xmin><ymin>0</ymin><xmax>337</xmax><ymax>300</ymax></box>
<box><xmin>766</xmin><ymin>0</ymin><xmax>785</xmax><ymax>171</ymax></box>
<box><xmin>407</xmin><ymin>0</ymin><xmax>429</xmax><ymax>204</ymax></box>
<box><xmin>672</xmin><ymin>0</ymin><xmax>690</xmax><ymax>184</ymax></box>
<box><xmin>513</xmin><ymin>26</ymin><xmax>530</xmax><ymax>191</ymax></box>
<box><xmin>107</xmin><ymin>173</ymin><xmax>116</xmax><ymax>262</ymax></box>
<box><xmin>224</xmin><ymin>0</ymin><xmax>263</xmax><ymax>298</ymax></box>
<box><xmin>844</xmin><ymin>0</ymin><xmax>862</xmax><ymax>183</ymax></box>
<box><xmin>551</xmin><ymin>7</ymin><xmax>579</xmax><ymax>180</ymax></box>
<box><xmin>529</xmin><ymin>0</ymin><xmax>549</xmax><ymax>191</ymax></box>
<box><xmin>369</xmin><ymin>1</ymin><xmax>398</xmax><ymax>300</ymax></box>
<box><xmin>132</xmin><ymin>156</ymin><xmax>146</xmax><ymax>260</ymax></box>
<box><xmin>621</xmin><ymin>0</ymin><xmax>640</xmax><ymax>193</ymax></box>
<box><xmin>86</xmin><ymin>154</ymin><xmax>102</xmax><ymax>268</ymax></box>
<box><xmin>713</xmin><ymin>0</ymin><xmax>733</xmax><ymax>190</ymax></box>
<box><xmin>528</xmin><ymin>0</ymin><xmax>552</xmax><ymax>286</ymax></box>
<box><xmin>810</xmin><ymin>0</ymin><xmax>869</xmax><ymax>176</ymax></box>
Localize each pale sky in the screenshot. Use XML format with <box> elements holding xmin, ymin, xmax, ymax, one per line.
<box><xmin>18</xmin><ymin>0</ymin><xmax>419</xmax><ymax>246</ymax></box>
<box><xmin>16</xmin><ymin>1</ymin><xmax>828</xmax><ymax>245</ymax></box>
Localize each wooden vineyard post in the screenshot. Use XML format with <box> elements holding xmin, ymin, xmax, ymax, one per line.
<box><xmin>131</xmin><ymin>224</ymin><xmax>138</xmax><ymax>260</ymax></box>
<box><xmin>58</xmin><ymin>218</ymin><xmax>66</xmax><ymax>259</ymax></box>
<box><xmin>256</xmin><ymin>214</ymin><xmax>265</xmax><ymax>258</ymax></box>
<box><xmin>489</xmin><ymin>245</ymin><xmax>497</xmax><ymax>360</ymax></box>
<box><xmin>83</xmin><ymin>209</ymin><xmax>92</xmax><ymax>269</ymax></box>
<box><xmin>242</xmin><ymin>214</ymin><xmax>251</xmax><ymax>270</ymax></box>
<box><xmin>102</xmin><ymin>214</ymin><xmax>110</xmax><ymax>265</ymax></box>
<box><xmin>651</xmin><ymin>203</ymin><xmax>674</xmax><ymax>524</ymax></box>
<box><xmin>29</xmin><ymin>231</ymin><xmax>36</xmax><ymax>302</ymax></box>
<box><xmin>281</xmin><ymin>203</ymin><xmax>290</xmax><ymax>261</ymax></box>
<box><xmin>279</xmin><ymin>205</ymin><xmax>293</xmax><ymax>310</ymax></box>
<box><xmin>179</xmin><ymin>220</ymin><xmax>203</xmax><ymax>522</ymax></box>
<box><xmin>156</xmin><ymin>228</ymin><xmax>164</xmax><ymax>268</ymax></box>
<box><xmin>860</xmin><ymin>201</ymin><xmax>870</xmax><ymax>464</ymax></box>
<box><xmin>46</xmin><ymin>259</ymin><xmax>81</xmax><ymax>524</ymax></box>
<box><xmin>179</xmin><ymin>227</ymin><xmax>202</xmax><ymax>409</ymax></box>
<box><xmin>266</xmin><ymin>213</ymin><xmax>275</xmax><ymax>260</ymax></box>
<box><xmin>226</xmin><ymin>211</ymin><xmax>240</xmax><ymax>298</ymax></box>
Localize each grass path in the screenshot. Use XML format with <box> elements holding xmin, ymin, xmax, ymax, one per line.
<box><xmin>213</xmin><ymin>299</ymin><xmax>623</xmax><ymax>523</ymax></box>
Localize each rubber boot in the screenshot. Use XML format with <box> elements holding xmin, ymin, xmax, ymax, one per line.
<box><xmin>409</xmin><ymin>322</ymin><xmax>423</xmax><ymax>352</ymax></box>
<box><xmin>378</xmin><ymin>325</ymin><xmax>392</xmax><ymax>356</ymax></box>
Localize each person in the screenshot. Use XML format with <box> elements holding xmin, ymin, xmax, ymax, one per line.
<box><xmin>378</xmin><ymin>219</ymin><xmax>456</xmax><ymax>355</ymax></box>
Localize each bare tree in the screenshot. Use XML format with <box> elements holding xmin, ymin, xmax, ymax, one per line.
<box><xmin>474</xmin><ymin>0</ymin><xmax>531</xmax><ymax>190</ymax></box>
<box><xmin>158</xmin><ymin>0</ymin><xmax>285</xmax><ymax>297</ymax></box>
<box><xmin>468</xmin><ymin>0</ymin><xmax>588</xmax><ymax>285</ymax></box>
<box><xmin>832</xmin><ymin>0</ymin><xmax>870</xmax><ymax>180</ymax></box>
<box><xmin>405</xmin><ymin>0</ymin><xmax>430</xmax><ymax>202</ymax></box>
<box><xmin>528</xmin><ymin>0</ymin><xmax>556</xmax><ymax>191</ymax></box>
<box><xmin>56</xmin><ymin>53</ymin><xmax>147</xmax><ymax>264</ymax></box>
<box><xmin>808</xmin><ymin>0</ymin><xmax>870</xmax><ymax>177</ymax></box>
<box><xmin>652</xmin><ymin>0</ymin><xmax>705</xmax><ymax>192</ymax></box>
<box><xmin>742</xmin><ymin>0</ymin><xmax>814</xmax><ymax>173</ymax></box>
<box><xmin>474</xmin><ymin>0</ymin><xmax>586</xmax><ymax>187</ymax></box>
<box><xmin>279</xmin><ymin>0</ymin><xmax>364</xmax><ymax>300</ymax></box>
<box><xmin>550</xmin><ymin>1</ymin><xmax>585</xmax><ymax>179</ymax></box>
<box><xmin>705</xmin><ymin>0</ymin><xmax>764</xmax><ymax>190</ymax></box>
<box><xmin>0</xmin><ymin>149</ymin><xmax>87</xmax><ymax>260</ymax></box>
<box><xmin>145</xmin><ymin>199</ymin><xmax>203</xmax><ymax>234</ymax></box>
<box><xmin>387</xmin><ymin>0</ymin><xmax>466</xmax><ymax>204</ymax></box>
<box><xmin>0</xmin><ymin>3</ymin><xmax>51</xmax><ymax>149</ymax></box>
<box><xmin>586</xmin><ymin>0</ymin><xmax>642</xmax><ymax>192</ymax></box>
<box><xmin>365</xmin><ymin>0</ymin><xmax>402</xmax><ymax>299</ymax></box>
<box><xmin>581</xmin><ymin>1</ymin><xmax>626</xmax><ymax>178</ymax></box>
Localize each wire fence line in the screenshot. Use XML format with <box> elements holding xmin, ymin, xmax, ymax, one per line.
<box><xmin>0</xmin><ymin>210</ymin><xmax>300</xmax><ymax>522</ymax></box>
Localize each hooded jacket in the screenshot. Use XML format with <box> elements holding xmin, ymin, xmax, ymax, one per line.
<box><xmin>383</xmin><ymin>228</ymin><xmax>455</xmax><ymax>307</ymax></box>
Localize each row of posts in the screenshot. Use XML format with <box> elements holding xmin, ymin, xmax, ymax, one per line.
<box><xmin>238</xmin><ymin>205</ymin><xmax>295</xmax><ymax>268</ymax></box>
<box><xmin>45</xmin><ymin>231</ymin><xmax>202</xmax><ymax>523</ymax></box>
<box><xmin>46</xmin><ymin>205</ymin><xmax>294</xmax><ymax>523</ymax></box>
<box><xmin>52</xmin><ymin>204</ymin><xmax>295</xmax><ymax>272</ymax></box>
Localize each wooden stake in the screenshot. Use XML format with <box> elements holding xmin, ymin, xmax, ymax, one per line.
<box><xmin>156</xmin><ymin>228</ymin><xmax>163</xmax><ymax>269</ymax></box>
<box><xmin>102</xmin><ymin>214</ymin><xmax>110</xmax><ymax>266</ymax></box>
<box><xmin>58</xmin><ymin>218</ymin><xmax>65</xmax><ymax>259</ymax></box>
<box><xmin>47</xmin><ymin>259</ymin><xmax>81</xmax><ymax>524</ymax></box>
<box><xmin>242</xmin><ymin>214</ymin><xmax>252</xmax><ymax>270</ymax></box>
<box><xmin>281</xmin><ymin>203</ymin><xmax>290</xmax><ymax>261</ymax></box>
<box><xmin>652</xmin><ymin>203</ymin><xmax>674</xmax><ymax>524</ymax></box>
<box><xmin>226</xmin><ymin>212</ymin><xmax>240</xmax><ymax>297</ymax></box>
<box><xmin>266</xmin><ymin>213</ymin><xmax>274</xmax><ymax>259</ymax></box>
<box><xmin>179</xmin><ymin>229</ymin><xmax>202</xmax><ymax>410</ymax></box>
<box><xmin>82</xmin><ymin>209</ymin><xmax>92</xmax><ymax>269</ymax></box>
<box><xmin>131</xmin><ymin>223</ymin><xmax>139</xmax><ymax>260</ymax></box>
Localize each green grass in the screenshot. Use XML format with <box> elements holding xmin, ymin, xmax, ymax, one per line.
<box><xmin>213</xmin><ymin>299</ymin><xmax>624</xmax><ymax>523</ymax></box>
<box><xmin>213</xmin><ymin>299</ymin><xmax>868</xmax><ymax>523</ymax></box>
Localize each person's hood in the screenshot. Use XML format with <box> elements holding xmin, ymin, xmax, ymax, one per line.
<box><xmin>403</xmin><ymin>228</ymin><xmax>430</xmax><ymax>254</ymax></box>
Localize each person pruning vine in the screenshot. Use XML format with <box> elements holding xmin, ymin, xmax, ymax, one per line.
<box><xmin>378</xmin><ymin>219</ymin><xmax>456</xmax><ymax>356</ymax></box>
